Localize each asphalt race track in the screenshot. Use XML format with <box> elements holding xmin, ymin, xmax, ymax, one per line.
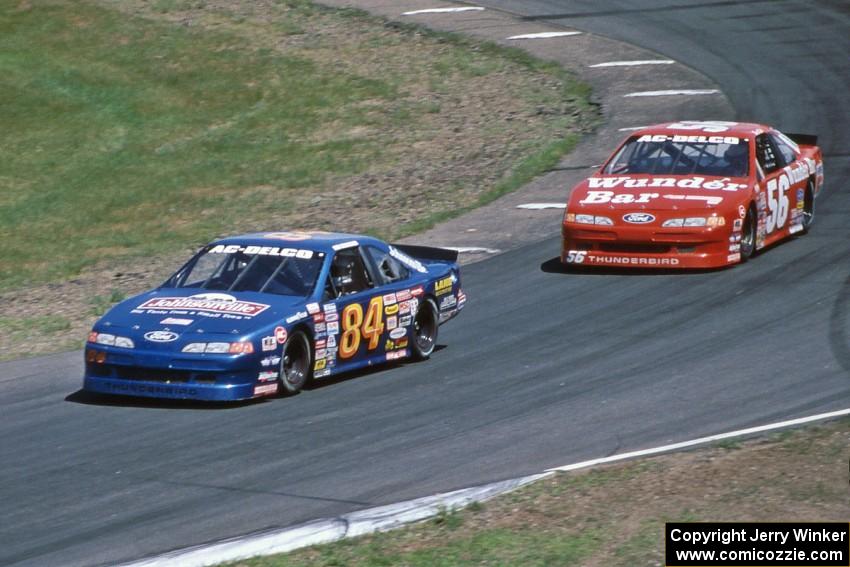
<box><xmin>2</xmin><ymin>2</ymin><xmax>849</xmax><ymax>565</ymax></box>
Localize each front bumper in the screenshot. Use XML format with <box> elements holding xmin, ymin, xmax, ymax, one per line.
<box><xmin>561</xmin><ymin>224</ymin><xmax>737</xmax><ymax>269</ymax></box>
<box><xmin>82</xmin><ymin>346</ymin><xmax>269</xmax><ymax>401</ymax></box>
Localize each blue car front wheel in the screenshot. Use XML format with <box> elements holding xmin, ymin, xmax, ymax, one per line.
<box><xmin>279</xmin><ymin>331</ymin><xmax>312</xmax><ymax>395</ymax></box>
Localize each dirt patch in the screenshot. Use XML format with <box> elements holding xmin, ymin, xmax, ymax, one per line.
<box><xmin>0</xmin><ymin>0</ymin><xmax>596</xmax><ymax>360</ymax></box>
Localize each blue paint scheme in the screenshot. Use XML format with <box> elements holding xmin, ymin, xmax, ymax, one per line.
<box><xmin>83</xmin><ymin>232</ymin><xmax>465</xmax><ymax>401</ymax></box>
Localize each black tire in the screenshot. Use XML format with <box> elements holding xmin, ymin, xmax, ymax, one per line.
<box><xmin>800</xmin><ymin>180</ymin><xmax>815</xmax><ymax>234</ymax></box>
<box><xmin>410</xmin><ymin>298</ymin><xmax>438</xmax><ymax>361</ymax></box>
<box><xmin>739</xmin><ymin>206</ymin><xmax>757</xmax><ymax>262</ymax></box>
<box><xmin>279</xmin><ymin>331</ymin><xmax>312</xmax><ymax>395</ymax></box>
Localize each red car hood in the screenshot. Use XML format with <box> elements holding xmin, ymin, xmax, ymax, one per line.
<box><xmin>570</xmin><ymin>174</ymin><xmax>750</xmax><ymax>212</ymax></box>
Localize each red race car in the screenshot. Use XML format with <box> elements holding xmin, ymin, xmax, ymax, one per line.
<box><xmin>561</xmin><ymin>121</ymin><xmax>824</xmax><ymax>269</ymax></box>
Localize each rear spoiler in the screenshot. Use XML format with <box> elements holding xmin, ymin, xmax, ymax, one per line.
<box><xmin>785</xmin><ymin>132</ymin><xmax>818</xmax><ymax>147</ymax></box>
<box><xmin>391</xmin><ymin>244</ymin><xmax>458</xmax><ymax>263</ymax></box>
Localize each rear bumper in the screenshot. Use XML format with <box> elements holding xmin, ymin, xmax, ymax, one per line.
<box><xmin>561</xmin><ymin>224</ymin><xmax>738</xmax><ymax>269</ymax></box>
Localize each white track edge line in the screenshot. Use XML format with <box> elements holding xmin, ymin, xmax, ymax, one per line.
<box><xmin>507</xmin><ymin>31</ymin><xmax>582</xmax><ymax>40</ymax></box>
<box><xmin>516</xmin><ymin>203</ymin><xmax>566</xmax><ymax>210</ymax></box>
<box><xmin>547</xmin><ymin>407</ymin><xmax>850</xmax><ymax>472</ymax></box>
<box><xmin>624</xmin><ymin>89</ymin><xmax>720</xmax><ymax>97</ymax></box>
<box><xmin>402</xmin><ymin>7</ymin><xmax>484</xmax><ymax>15</ymax></box>
<box><xmin>118</xmin><ymin>473</ymin><xmax>551</xmax><ymax>567</ymax></box>
<box><xmin>443</xmin><ymin>246</ymin><xmax>501</xmax><ymax>254</ymax></box>
<box><xmin>589</xmin><ymin>60</ymin><xmax>674</xmax><ymax>68</ymax></box>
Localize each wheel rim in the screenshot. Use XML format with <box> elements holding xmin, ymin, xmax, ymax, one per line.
<box><xmin>283</xmin><ymin>335</ymin><xmax>308</xmax><ymax>386</ymax></box>
<box><xmin>740</xmin><ymin>211</ymin><xmax>755</xmax><ymax>257</ymax></box>
<box><xmin>802</xmin><ymin>184</ymin><xmax>815</xmax><ymax>228</ymax></box>
<box><xmin>414</xmin><ymin>304</ymin><xmax>436</xmax><ymax>353</ymax></box>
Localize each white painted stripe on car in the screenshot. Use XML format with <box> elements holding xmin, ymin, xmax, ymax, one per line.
<box><xmin>117</xmin><ymin>473</ymin><xmax>551</xmax><ymax>567</ymax></box>
<box><xmin>443</xmin><ymin>246</ymin><xmax>501</xmax><ymax>254</ymax></box>
<box><xmin>507</xmin><ymin>31</ymin><xmax>582</xmax><ymax>40</ymax></box>
<box><xmin>624</xmin><ymin>89</ymin><xmax>720</xmax><ymax>97</ymax></box>
<box><xmin>590</xmin><ymin>59</ymin><xmax>674</xmax><ymax>68</ymax></box>
<box><xmin>547</xmin><ymin>407</ymin><xmax>850</xmax><ymax>472</ymax></box>
<box><xmin>402</xmin><ymin>7</ymin><xmax>484</xmax><ymax>15</ymax></box>
<box><xmin>516</xmin><ymin>203</ymin><xmax>566</xmax><ymax>210</ymax></box>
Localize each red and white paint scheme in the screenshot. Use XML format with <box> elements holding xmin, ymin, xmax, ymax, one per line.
<box><xmin>561</xmin><ymin>121</ymin><xmax>824</xmax><ymax>269</ymax></box>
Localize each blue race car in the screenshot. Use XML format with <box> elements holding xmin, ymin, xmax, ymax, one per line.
<box><xmin>83</xmin><ymin>231</ymin><xmax>466</xmax><ymax>401</ymax></box>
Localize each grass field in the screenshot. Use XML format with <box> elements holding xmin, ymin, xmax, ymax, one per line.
<box><xmin>224</xmin><ymin>418</ymin><xmax>850</xmax><ymax>566</ymax></box>
<box><xmin>0</xmin><ymin>0</ymin><xmax>596</xmax><ymax>359</ymax></box>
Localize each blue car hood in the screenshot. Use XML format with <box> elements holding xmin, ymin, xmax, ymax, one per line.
<box><xmin>99</xmin><ymin>289</ymin><xmax>307</xmax><ymax>339</ymax></box>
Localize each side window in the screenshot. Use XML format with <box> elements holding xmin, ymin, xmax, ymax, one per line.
<box><xmin>770</xmin><ymin>132</ymin><xmax>797</xmax><ymax>166</ymax></box>
<box><xmin>755</xmin><ymin>134</ymin><xmax>780</xmax><ymax>174</ymax></box>
<box><xmin>364</xmin><ymin>246</ymin><xmax>409</xmax><ymax>284</ymax></box>
<box><xmin>327</xmin><ymin>248</ymin><xmax>373</xmax><ymax>297</ymax></box>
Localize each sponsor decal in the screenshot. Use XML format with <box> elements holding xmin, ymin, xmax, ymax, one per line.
<box><xmin>313</xmin><ymin>313</ymin><xmax>324</xmax><ymax>323</ymax></box>
<box><xmin>285</xmin><ymin>311</ymin><xmax>308</xmax><ymax>324</ymax></box>
<box><xmin>260</xmin><ymin>355</ymin><xmax>281</xmax><ymax>367</ymax></box>
<box><xmin>306</xmin><ymin>302</ymin><xmax>320</xmax><ymax>315</ymax></box>
<box><xmin>727</xmin><ymin>253</ymin><xmax>741</xmax><ymax>262</ymax></box>
<box><xmin>323</xmin><ymin>303</ymin><xmax>337</xmax><ymax>314</ymax></box>
<box><xmin>586</xmin><ymin>176</ymin><xmax>747</xmax><ymax>193</ymax></box>
<box><xmin>662</xmin><ymin>194</ymin><xmax>723</xmax><ymax>205</ymax></box>
<box><xmin>325</xmin><ymin>312</ymin><xmax>339</xmax><ymax>323</ymax></box>
<box><xmin>327</xmin><ymin>321</ymin><xmax>339</xmax><ymax>334</ymax></box>
<box><xmin>729</xmin><ymin>243</ymin><xmax>741</xmax><ymax>253</ymax></box>
<box><xmin>144</xmin><ymin>330</ymin><xmax>179</xmax><ymax>343</ymax></box>
<box><xmin>410</xmin><ymin>286</ymin><xmax>425</xmax><ymax>297</ymax></box>
<box><xmin>386</xmin><ymin>350</ymin><xmax>407</xmax><ymax>361</ymax></box>
<box><xmin>326</xmin><ymin>335</ymin><xmax>337</xmax><ymax>348</ymax></box>
<box><xmin>457</xmin><ymin>289</ymin><xmax>467</xmax><ymax>309</ymax></box>
<box><xmin>160</xmin><ymin>317</ymin><xmax>193</xmax><ymax>326</ymax></box>
<box><xmin>738</xmin><ymin>204</ymin><xmax>747</xmax><ymax>218</ymax></box>
<box><xmin>100</xmin><ymin>382</ymin><xmax>199</xmax><ymax>397</ymax></box>
<box><xmin>389</xmin><ymin>327</ymin><xmax>407</xmax><ymax>340</ymax></box>
<box><xmin>386</xmin><ymin>315</ymin><xmax>398</xmax><ymax>330</ymax></box>
<box><xmin>385</xmin><ymin>337</ymin><xmax>409</xmax><ymax>350</ymax></box>
<box><xmin>385</xmin><ymin>303</ymin><xmax>399</xmax><ymax>316</ymax></box>
<box><xmin>314</xmin><ymin>359</ymin><xmax>327</xmax><ymax>371</ymax></box>
<box><xmin>314</xmin><ymin>339</ymin><xmax>327</xmax><ymax>349</ymax></box>
<box><xmin>137</xmin><ymin>294</ymin><xmax>269</xmax><ymax>317</ymax></box>
<box><xmin>622</xmin><ymin>212</ymin><xmax>655</xmax><ymax>224</ymax></box>
<box><xmin>331</xmin><ymin>240</ymin><xmax>359</xmax><ymax>251</ymax></box>
<box><xmin>434</xmin><ymin>276</ymin><xmax>453</xmax><ymax>295</ymax></box>
<box><xmin>314</xmin><ymin>368</ymin><xmax>331</xmax><ymax>378</ymax></box>
<box><xmin>399</xmin><ymin>315</ymin><xmax>412</xmax><ymax>327</ymax></box>
<box><xmin>383</xmin><ymin>293</ymin><xmax>397</xmax><ymax>305</ymax></box>
<box><xmin>258</xmin><ymin>370</ymin><xmax>278</xmax><ymax>382</ymax></box>
<box><xmin>388</xmin><ymin>247</ymin><xmax>428</xmax><ymax>273</ymax></box>
<box><xmin>315</xmin><ymin>322</ymin><xmax>326</xmax><ymax>333</ymax></box>
<box><xmin>274</xmin><ymin>326</ymin><xmax>288</xmax><ymax>344</ymax></box>
<box><xmin>396</xmin><ymin>289</ymin><xmax>412</xmax><ymax>302</ymax></box>
<box><xmin>638</xmin><ymin>133</ymin><xmax>740</xmax><ymax>144</ymax></box>
<box><xmin>439</xmin><ymin>295</ymin><xmax>457</xmax><ymax>311</ymax></box>
<box><xmin>733</xmin><ymin>219</ymin><xmax>743</xmax><ymax>230</ymax></box>
<box><xmin>253</xmin><ymin>383</ymin><xmax>279</xmax><ymax>396</ymax></box>
<box><xmin>209</xmin><ymin>244</ymin><xmax>314</xmax><ymax>259</ymax></box>
<box><xmin>261</xmin><ymin>336</ymin><xmax>276</xmax><ymax>351</ymax></box>
<box><xmin>315</xmin><ymin>349</ymin><xmax>327</xmax><ymax>359</ymax></box>
<box><xmin>586</xmin><ymin>255</ymin><xmax>680</xmax><ymax>266</ymax></box>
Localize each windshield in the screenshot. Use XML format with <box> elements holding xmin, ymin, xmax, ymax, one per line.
<box><xmin>164</xmin><ymin>245</ymin><xmax>324</xmax><ymax>297</ymax></box>
<box><xmin>605</xmin><ymin>135</ymin><xmax>749</xmax><ymax>177</ymax></box>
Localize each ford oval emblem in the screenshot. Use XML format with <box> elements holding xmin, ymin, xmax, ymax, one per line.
<box><xmin>623</xmin><ymin>212</ymin><xmax>656</xmax><ymax>224</ymax></box>
<box><xmin>144</xmin><ymin>330</ymin><xmax>179</xmax><ymax>343</ymax></box>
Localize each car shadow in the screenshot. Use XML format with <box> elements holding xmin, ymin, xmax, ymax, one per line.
<box><xmin>303</xmin><ymin>344</ymin><xmax>448</xmax><ymax>391</ymax></box>
<box><xmin>540</xmin><ymin>256</ymin><xmax>728</xmax><ymax>276</ymax></box>
<box><xmin>64</xmin><ymin>389</ymin><xmax>263</xmax><ymax>410</ymax></box>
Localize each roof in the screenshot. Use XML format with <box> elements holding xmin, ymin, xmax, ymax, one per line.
<box><xmin>211</xmin><ymin>231</ymin><xmax>384</xmax><ymax>254</ymax></box>
<box><xmin>636</xmin><ymin>121</ymin><xmax>770</xmax><ymax>138</ymax></box>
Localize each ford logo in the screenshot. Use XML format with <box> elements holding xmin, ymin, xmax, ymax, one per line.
<box><xmin>144</xmin><ymin>330</ymin><xmax>179</xmax><ymax>343</ymax></box>
<box><xmin>623</xmin><ymin>213</ymin><xmax>656</xmax><ymax>224</ymax></box>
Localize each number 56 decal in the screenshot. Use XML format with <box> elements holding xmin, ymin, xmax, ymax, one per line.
<box><xmin>565</xmin><ymin>250</ymin><xmax>587</xmax><ymax>264</ymax></box>
<box><xmin>765</xmin><ymin>173</ymin><xmax>790</xmax><ymax>234</ymax></box>
<box><xmin>339</xmin><ymin>296</ymin><xmax>385</xmax><ymax>359</ymax></box>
